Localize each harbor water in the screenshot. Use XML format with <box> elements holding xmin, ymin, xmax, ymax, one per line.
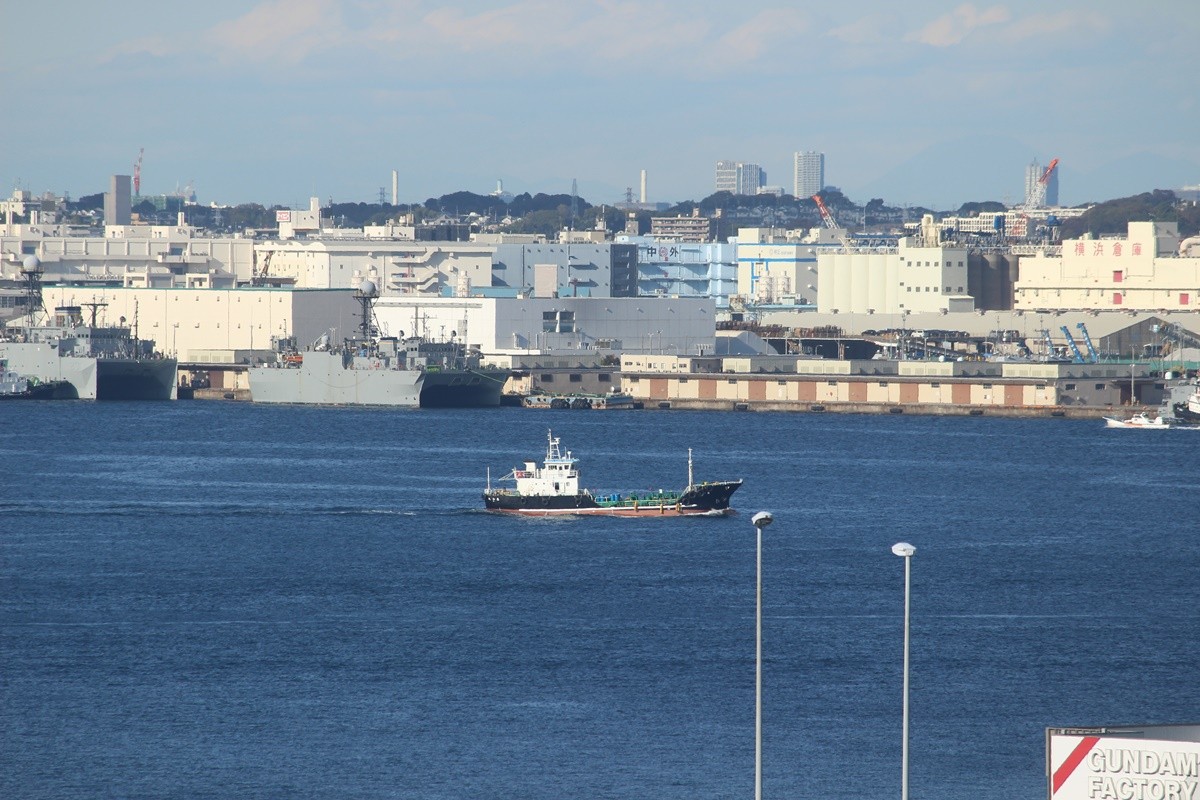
<box><xmin>2</xmin><ymin>403</ymin><xmax>1198</xmax><ymax>798</ymax></box>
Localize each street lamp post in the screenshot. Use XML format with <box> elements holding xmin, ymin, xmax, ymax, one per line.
<box><xmin>891</xmin><ymin>542</ymin><xmax>916</xmax><ymax>800</ymax></box>
<box><xmin>751</xmin><ymin>511</ymin><xmax>773</xmax><ymax>800</ymax></box>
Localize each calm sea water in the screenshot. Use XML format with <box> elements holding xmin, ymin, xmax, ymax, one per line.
<box><xmin>1</xmin><ymin>403</ymin><xmax>1198</xmax><ymax>799</ymax></box>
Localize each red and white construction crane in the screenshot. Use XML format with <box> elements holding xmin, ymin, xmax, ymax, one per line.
<box><xmin>812</xmin><ymin>193</ymin><xmax>838</xmax><ymax>230</ymax></box>
<box><xmin>133</xmin><ymin>147</ymin><xmax>144</xmax><ymax>196</ymax></box>
<box><xmin>811</xmin><ymin>194</ymin><xmax>854</xmax><ymax>251</ymax></box>
<box><xmin>1028</xmin><ymin>157</ymin><xmax>1058</xmax><ymax>208</ymax></box>
<box><xmin>1040</xmin><ymin>157</ymin><xmax>1060</xmax><ymax>185</ymax></box>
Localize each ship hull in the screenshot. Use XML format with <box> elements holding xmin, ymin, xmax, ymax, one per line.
<box><xmin>420</xmin><ymin>368</ymin><xmax>508</xmax><ymax>407</ymax></box>
<box><xmin>483</xmin><ymin>480</ymin><xmax>742</xmax><ymax>517</ymax></box>
<box><xmin>0</xmin><ymin>342</ymin><xmax>176</xmax><ymax>400</ymax></box>
<box><xmin>1173</xmin><ymin>401</ymin><xmax>1200</xmax><ymax>423</ymax></box>
<box><xmin>249</xmin><ymin>352</ymin><xmax>423</xmax><ymax>407</ymax></box>
<box><xmin>95</xmin><ymin>358</ymin><xmax>178</xmax><ymax>400</ymax></box>
<box><xmin>0</xmin><ymin>379</ymin><xmax>73</xmax><ymax>400</ymax></box>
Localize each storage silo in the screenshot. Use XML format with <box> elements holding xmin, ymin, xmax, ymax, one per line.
<box><xmin>833</xmin><ymin>253</ymin><xmax>854</xmax><ymax>313</ymax></box>
<box><xmin>850</xmin><ymin>253</ymin><xmax>871</xmax><ymax>313</ymax></box>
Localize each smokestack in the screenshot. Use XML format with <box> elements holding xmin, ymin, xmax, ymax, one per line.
<box><xmin>639</xmin><ymin>170</ymin><xmax>647</xmax><ymax>204</ymax></box>
<box><xmin>391</xmin><ymin>170</ymin><xmax>398</xmax><ymax>206</ymax></box>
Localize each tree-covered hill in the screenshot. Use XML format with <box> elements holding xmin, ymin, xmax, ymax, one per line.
<box><xmin>1058</xmin><ymin>190</ymin><xmax>1199</xmax><ymax>239</ymax></box>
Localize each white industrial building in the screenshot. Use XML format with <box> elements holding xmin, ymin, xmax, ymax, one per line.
<box><xmin>734</xmin><ymin>228</ymin><xmax>845</xmax><ymax>308</ymax></box>
<box><xmin>816</xmin><ymin>217</ymin><xmax>974</xmax><ymax>314</ymax></box>
<box><xmin>36</xmin><ymin>284</ymin><xmax>360</xmax><ymax>361</ymax></box>
<box><xmin>490</xmin><ymin>243</ymin><xmax>639</xmax><ymax>298</ymax></box>
<box><xmin>1</xmin><ymin>218</ymin><xmax>251</xmax><ymax>290</ymax></box>
<box><xmin>617</xmin><ymin>235</ymin><xmax>738</xmax><ymax>308</ymax></box>
<box><xmin>372</xmin><ymin>295</ymin><xmax>717</xmax><ymax>360</ymax></box>
<box><xmin>254</xmin><ymin>238</ymin><xmax>496</xmax><ymax>295</ymax></box>
<box><xmin>1015</xmin><ymin>221</ymin><xmax>1200</xmax><ymax>311</ymax></box>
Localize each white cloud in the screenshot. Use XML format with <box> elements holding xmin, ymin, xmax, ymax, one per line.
<box><xmin>906</xmin><ymin>4</ymin><xmax>1011</xmax><ymax>47</ymax></box>
<box><xmin>204</xmin><ymin>0</ymin><xmax>348</xmax><ymax>64</ymax></box>
<box><xmin>999</xmin><ymin>10</ymin><xmax>1110</xmax><ymax>43</ymax></box>
<box><xmin>712</xmin><ymin>8</ymin><xmax>809</xmax><ymax>63</ymax></box>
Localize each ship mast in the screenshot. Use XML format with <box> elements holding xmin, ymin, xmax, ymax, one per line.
<box><xmin>687</xmin><ymin>448</ymin><xmax>694</xmax><ymax>490</ymax></box>
<box><xmin>19</xmin><ymin>257</ymin><xmax>44</xmax><ymax>330</ymax></box>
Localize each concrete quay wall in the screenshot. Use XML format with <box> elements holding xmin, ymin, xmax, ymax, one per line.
<box><xmin>642</xmin><ymin>398</ymin><xmax>1119</xmax><ymax>419</ymax></box>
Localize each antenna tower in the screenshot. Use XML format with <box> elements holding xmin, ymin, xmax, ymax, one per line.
<box><xmin>133</xmin><ymin>147</ymin><xmax>144</xmax><ymax>196</ymax></box>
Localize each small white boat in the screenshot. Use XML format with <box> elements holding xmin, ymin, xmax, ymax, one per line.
<box><xmin>1103</xmin><ymin>412</ymin><xmax>1171</xmax><ymax>429</ymax></box>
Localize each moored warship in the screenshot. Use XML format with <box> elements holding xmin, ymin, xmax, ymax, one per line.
<box><xmin>0</xmin><ymin>258</ymin><xmax>177</xmax><ymax>401</ymax></box>
<box><xmin>249</xmin><ymin>279</ymin><xmax>423</xmax><ymax>407</ymax></box>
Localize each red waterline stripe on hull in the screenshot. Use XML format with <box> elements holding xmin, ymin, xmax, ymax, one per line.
<box><xmin>491</xmin><ymin>508</ymin><xmax>729</xmax><ymax>518</ymax></box>
<box><xmin>1052</xmin><ymin>736</ymin><xmax>1100</xmax><ymax>794</ymax></box>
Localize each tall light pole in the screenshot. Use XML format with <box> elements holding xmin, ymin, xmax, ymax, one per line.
<box><xmin>751</xmin><ymin>511</ymin><xmax>773</xmax><ymax>800</ymax></box>
<box><xmin>891</xmin><ymin>542</ymin><xmax>916</xmax><ymax>800</ymax></box>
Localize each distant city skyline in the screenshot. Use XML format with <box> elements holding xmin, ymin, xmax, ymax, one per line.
<box><xmin>2</xmin><ymin>1</ymin><xmax>1198</xmax><ymax>209</ymax></box>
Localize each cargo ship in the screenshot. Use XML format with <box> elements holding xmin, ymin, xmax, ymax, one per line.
<box><xmin>483</xmin><ymin>430</ymin><xmax>742</xmax><ymax>516</ymax></box>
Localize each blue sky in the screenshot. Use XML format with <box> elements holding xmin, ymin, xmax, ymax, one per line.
<box><xmin>3</xmin><ymin>1</ymin><xmax>1198</xmax><ymax>210</ymax></box>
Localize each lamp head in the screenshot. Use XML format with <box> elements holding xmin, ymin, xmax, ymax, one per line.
<box><xmin>751</xmin><ymin>511</ymin><xmax>774</xmax><ymax>530</ymax></box>
<box><xmin>891</xmin><ymin>542</ymin><xmax>916</xmax><ymax>557</ymax></box>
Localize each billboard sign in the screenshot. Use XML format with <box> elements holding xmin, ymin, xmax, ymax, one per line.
<box><xmin>1049</xmin><ymin>731</ymin><xmax>1200</xmax><ymax>800</ymax></box>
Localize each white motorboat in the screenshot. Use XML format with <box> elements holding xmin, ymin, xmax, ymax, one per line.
<box><xmin>1103</xmin><ymin>412</ymin><xmax>1171</xmax><ymax>429</ymax></box>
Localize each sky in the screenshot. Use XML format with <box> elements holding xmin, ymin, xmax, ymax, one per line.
<box><xmin>2</xmin><ymin>1</ymin><xmax>1198</xmax><ymax>211</ymax></box>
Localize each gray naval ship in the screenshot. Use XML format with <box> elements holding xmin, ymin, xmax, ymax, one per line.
<box><xmin>0</xmin><ymin>258</ymin><xmax>177</xmax><ymax>400</ymax></box>
<box><xmin>250</xmin><ymin>334</ymin><xmax>424</xmax><ymax>407</ymax></box>
<box><xmin>402</xmin><ymin>336</ymin><xmax>509</xmax><ymax>407</ymax></box>
<box><xmin>249</xmin><ymin>279</ymin><xmax>424</xmax><ymax>407</ymax></box>
<box><xmin>250</xmin><ymin>279</ymin><xmax>508</xmax><ymax>408</ymax></box>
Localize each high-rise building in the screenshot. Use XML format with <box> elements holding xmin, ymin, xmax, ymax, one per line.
<box><xmin>715</xmin><ymin>160</ymin><xmax>738</xmax><ymax>193</ymax></box>
<box><xmin>793</xmin><ymin>151</ymin><xmax>824</xmax><ymax>197</ymax></box>
<box><xmin>104</xmin><ymin>174</ymin><xmax>131</xmax><ymax>226</ymax></box>
<box><xmin>715</xmin><ymin>161</ymin><xmax>766</xmax><ymax>195</ymax></box>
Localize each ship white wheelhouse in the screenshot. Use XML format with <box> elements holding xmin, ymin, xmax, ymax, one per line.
<box><xmin>511</xmin><ymin>430</ymin><xmax>583</xmax><ymax>498</ymax></box>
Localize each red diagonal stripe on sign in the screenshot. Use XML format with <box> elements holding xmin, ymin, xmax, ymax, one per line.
<box><xmin>1052</xmin><ymin>736</ymin><xmax>1100</xmax><ymax>794</ymax></box>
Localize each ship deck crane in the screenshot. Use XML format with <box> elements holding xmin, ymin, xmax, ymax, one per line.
<box><xmin>1040</xmin><ymin>329</ymin><xmax>1057</xmax><ymax>359</ymax></box>
<box><xmin>1060</xmin><ymin>325</ymin><xmax>1086</xmax><ymax>364</ymax></box>
<box><xmin>1076</xmin><ymin>322</ymin><xmax>1099</xmax><ymax>363</ymax></box>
